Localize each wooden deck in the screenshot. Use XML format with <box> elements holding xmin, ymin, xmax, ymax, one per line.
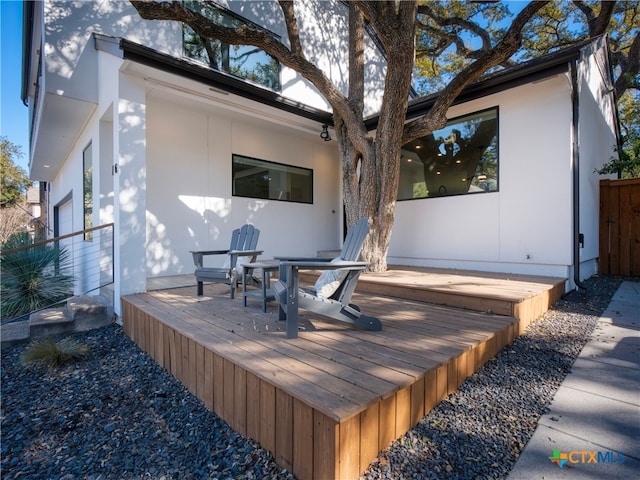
<box><xmin>124</xmin><ymin>268</ymin><xmax>565</xmax><ymax>480</ymax></box>
<box><xmin>353</xmin><ymin>266</ymin><xmax>566</xmax><ymax>333</ymax></box>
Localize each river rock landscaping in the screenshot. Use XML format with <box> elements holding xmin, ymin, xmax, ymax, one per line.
<box><xmin>1</xmin><ymin>275</ymin><xmax>622</xmax><ymax>479</ymax></box>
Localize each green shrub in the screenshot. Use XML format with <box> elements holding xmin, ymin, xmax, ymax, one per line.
<box><xmin>1</xmin><ymin>232</ymin><xmax>74</xmax><ymax>321</ymax></box>
<box><xmin>21</xmin><ymin>337</ymin><xmax>90</xmax><ymax>368</ymax></box>
<box><xmin>595</xmin><ymin>144</ymin><xmax>640</xmax><ymax>179</ymax></box>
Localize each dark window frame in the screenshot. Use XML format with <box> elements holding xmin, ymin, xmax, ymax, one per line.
<box><xmin>232</xmin><ymin>154</ymin><xmax>314</xmax><ymax>204</ymax></box>
<box><xmin>398</xmin><ymin>106</ymin><xmax>500</xmax><ymax>201</ymax></box>
<box><xmin>182</xmin><ymin>1</ymin><xmax>282</xmax><ymax>91</ymax></box>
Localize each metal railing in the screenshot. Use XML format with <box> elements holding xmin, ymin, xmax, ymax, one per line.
<box><xmin>1</xmin><ymin>223</ymin><xmax>114</xmax><ymax>324</ymax></box>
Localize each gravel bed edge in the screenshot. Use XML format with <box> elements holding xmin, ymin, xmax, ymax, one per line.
<box><xmin>1</xmin><ymin>275</ymin><xmax>625</xmax><ymax>480</ymax></box>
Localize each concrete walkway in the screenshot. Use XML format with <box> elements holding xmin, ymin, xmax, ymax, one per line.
<box><xmin>508</xmin><ymin>280</ymin><xmax>640</xmax><ymax>479</ymax></box>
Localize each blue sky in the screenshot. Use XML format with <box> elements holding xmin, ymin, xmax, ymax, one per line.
<box><xmin>1</xmin><ymin>0</ymin><xmax>30</xmax><ymax>171</ymax></box>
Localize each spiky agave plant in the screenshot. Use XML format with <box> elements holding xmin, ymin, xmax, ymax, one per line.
<box><xmin>1</xmin><ymin>232</ymin><xmax>74</xmax><ymax>322</ymax></box>
<box><xmin>21</xmin><ymin>337</ymin><xmax>90</xmax><ymax>368</ymax></box>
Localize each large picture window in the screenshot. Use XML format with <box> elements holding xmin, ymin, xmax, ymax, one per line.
<box><xmin>232</xmin><ymin>155</ymin><xmax>313</xmax><ymax>204</ymax></box>
<box><xmin>398</xmin><ymin>108</ymin><xmax>498</xmax><ymax>200</ymax></box>
<box><xmin>183</xmin><ymin>1</ymin><xmax>281</xmax><ymax>91</ymax></box>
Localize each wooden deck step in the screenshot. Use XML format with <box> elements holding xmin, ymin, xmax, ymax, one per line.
<box><xmin>300</xmin><ymin>265</ymin><xmax>565</xmax><ymax>331</ymax></box>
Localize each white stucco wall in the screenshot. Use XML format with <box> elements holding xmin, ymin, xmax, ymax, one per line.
<box><xmin>47</xmin><ymin>120</ymin><xmax>99</xmax><ymax>234</ymax></box>
<box><xmin>36</xmin><ymin>3</ymin><xmax>620</xmax><ymax>303</ymax></box>
<box><xmin>46</xmin><ymin>107</ymin><xmax>102</xmax><ymax>295</ymax></box>
<box><xmin>41</xmin><ymin>0</ymin><xmax>385</xmax><ymax>115</ymax></box>
<box><xmin>32</xmin><ymin>0</ymin><xmax>385</xmax><ymax>180</ymax></box>
<box><xmin>577</xmin><ymin>43</ymin><xmax>619</xmax><ymax>279</ymax></box>
<box><xmin>145</xmin><ymin>90</ymin><xmax>342</xmax><ymax>278</ymax></box>
<box><xmin>389</xmin><ymin>74</ymin><xmax>576</xmax><ymax>279</ymax></box>
<box><xmin>42</xmin><ymin>0</ymin><xmax>182</xmax><ymax>101</ymax></box>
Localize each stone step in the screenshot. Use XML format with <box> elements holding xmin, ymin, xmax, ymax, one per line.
<box><xmin>1</xmin><ymin>294</ymin><xmax>114</xmax><ymax>349</ymax></box>
<box><xmin>0</xmin><ymin>320</ymin><xmax>31</xmax><ymax>348</ymax></box>
<box><xmin>29</xmin><ymin>308</ymin><xmax>74</xmax><ymax>339</ymax></box>
<box><xmin>68</xmin><ymin>295</ymin><xmax>114</xmax><ymax>331</ymax></box>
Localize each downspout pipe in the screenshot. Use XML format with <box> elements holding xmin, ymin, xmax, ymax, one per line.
<box><xmin>21</xmin><ymin>0</ymin><xmax>35</xmax><ymax>106</ymax></box>
<box><xmin>570</xmin><ymin>59</ymin><xmax>588</xmax><ymax>292</ymax></box>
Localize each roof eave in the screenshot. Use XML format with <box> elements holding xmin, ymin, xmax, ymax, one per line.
<box><xmin>21</xmin><ymin>0</ymin><xmax>35</xmax><ymax>105</ymax></box>
<box><xmin>365</xmin><ymin>39</ymin><xmax>592</xmax><ymax>130</ymax></box>
<box><xmin>94</xmin><ymin>34</ymin><xmax>333</xmax><ymax>126</ymax></box>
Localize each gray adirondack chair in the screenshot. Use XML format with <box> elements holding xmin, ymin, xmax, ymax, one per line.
<box><xmin>272</xmin><ymin>218</ymin><xmax>382</xmax><ymax>338</ymax></box>
<box><xmin>191</xmin><ymin>224</ymin><xmax>262</xmax><ymax>298</ymax></box>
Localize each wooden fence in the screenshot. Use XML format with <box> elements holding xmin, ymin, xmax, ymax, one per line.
<box><xmin>599</xmin><ymin>178</ymin><xmax>640</xmax><ymax>276</ymax></box>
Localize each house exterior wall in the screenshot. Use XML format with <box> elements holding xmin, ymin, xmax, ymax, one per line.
<box><xmin>389</xmin><ymin>43</ymin><xmax>617</xmax><ymax>289</ymax></box>
<box><xmin>28</xmin><ymin>3</ymin><xmax>619</xmax><ymax>307</ymax></box>
<box><xmin>41</xmin><ymin>1</ymin><xmax>183</xmax><ymax>102</ymax></box>
<box><xmin>40</xmin><ymin>0</ymin><xmax>384</xmax><ymax>115</ymax></box>
<box><xmin>46</xmin><ymin>106</ymin><xmax>100</xmax><ymax>295</ymax></box>
<box><xmin>389</xmin><ymin>74</ymin><xmax>576</xmax><ymax>280</ymax></box>
<box><xmin>30</xmin><ymin>0</ymin><xmax>369</xmax><ymax>307</ymax></box>
<box><xmin>576</xmin><ymin>40</ymin><xmax>620</xmax><ymax>280</ymax></box>
<box><xmin>30</xmin><ymin>0</ymin><xmax>385</xmax><ymax>180</ymax></box>
<box><xmin>45</xmin><ymin>58</ymin><xmax>341</xmax><ymax>304</ymax></box>
<box><xmin>145</xmin><ymin>91</ymin><xmax>342</xmax><ymax>278</ymax></box>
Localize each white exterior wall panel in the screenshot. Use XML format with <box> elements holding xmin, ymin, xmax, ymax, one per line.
<box><xmin>498</xmin><ymin>76</ymin><xmax>573</xmax><ymax>267</ymax></box>
<box><xmin>145</xmin><ymin>97</ymin><xmax>211</xmax><ymax>277</ymax></box>
<box><xmin>48</xmin><ymin>122</ymin><xmax>97</xmax><ymax>228</ymax></box>
<box><xmin>145</xmin><ymin>95</ymin><xmax>341</xmax><ymax>279</ymax></box>
<box><xmin>577</xmin><ymin>48</ymin><xmax>619</xmax><ymax>279</ymax></box>
<box><xmin>28</xmin><ymin>4</ymin><xmax>620</xmax><ymax>303</ymax></box>
<box><xmin>41</xmin><ymin>0</ymin><xmax>384</xmax><ymax>116</ymax></box>
<box><xmin>389</xmin><ymin>75</ymin><xmax>575</xmax><ymax>278</ymax></box>
<box><xmin>43</xmin><ymin>0</ymin><xmax>183</xmax><ymax>96</ymax></box>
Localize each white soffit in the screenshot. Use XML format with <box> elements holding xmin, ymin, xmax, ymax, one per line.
<box><xmin>31</xmin><ymin>92</ymin><xmax>97</xmax><ymax>181</ymax></box>
<box><xmin>122</xmin><ymin>62</ymin><xmax>329</xmax><ymax>139</ymax></box>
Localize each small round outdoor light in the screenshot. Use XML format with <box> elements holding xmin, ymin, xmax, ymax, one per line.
<box><xmin>320</xmin><ymin>124</ymin><xmax>331</xmax><ymax>141</ymax></box>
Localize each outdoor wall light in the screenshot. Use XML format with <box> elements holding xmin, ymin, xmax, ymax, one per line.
<box><xmin>320</xmin><ymin>124</ymin><xmax>331</xmax><ymax>141</ymax></box>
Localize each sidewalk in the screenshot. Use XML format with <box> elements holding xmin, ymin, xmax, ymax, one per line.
<box><xmin>508</xmin><ymin>280</ymin><xmax>640</xmax><ymax>479</ymax></box>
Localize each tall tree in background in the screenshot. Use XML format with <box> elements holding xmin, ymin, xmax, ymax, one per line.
<box><xmin>131</xmin><ymin>0</ymin><xmax>551</xmax><ymax>271</ymax></box>
<box><xmin>415</xmin><ymin>0</ymin><xmax>639</xmax><ymax>177</ymax></box>
<box><xmin>1</xmin><ymin>137</ymin><xmax>32</xmax><ymax>208</ymax></box>
<box><xmin>1</xmin><ymin>137</ymin><xmax>32</xmax><ymax>244</ymax></box>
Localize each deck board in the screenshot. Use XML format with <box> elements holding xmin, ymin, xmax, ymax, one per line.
<box><xmin>127</xmin><ymin>268</ymin><xmax>565</xmax><ymax>479</ymax></box>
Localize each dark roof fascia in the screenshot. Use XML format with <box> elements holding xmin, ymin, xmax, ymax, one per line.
<box><xmin>365</xmin><ymin>39</ymin><xmax>593</xmax><ymax>130</ymax></box>
<box><xmin>94</xmin><ymin>34</ymin><xmax>333</xmax><ymax>125</ymax></box>
<box><xmin>21</xmin><ymin>0</ymin><xmax>35</xmax><ymax>105</ymax></box>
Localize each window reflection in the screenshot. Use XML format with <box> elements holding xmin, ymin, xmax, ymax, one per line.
<box><xmin>399</xmin><ymin>108</ymin><xmax>498</xmax><ymax>200</ymax></box>
<box><xmin>232</xmin><ymin>154</ymin><xmax>313</xmax><ymax>204</ymax></box>
<box><xmin>183</xmin><ymin>1</ymin><xmax>281</xmax><ymax>91</ymax></box>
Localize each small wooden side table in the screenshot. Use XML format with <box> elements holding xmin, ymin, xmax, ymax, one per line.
<box><xmin>241</xmin><ymin>260</ymin><xmax>280</xmax><ymax>312</ymax></box>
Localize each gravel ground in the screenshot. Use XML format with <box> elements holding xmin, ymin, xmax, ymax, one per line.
<box><xmin>1</xmin><ymin>275</ymin><xmax>624</xmax><ymax>480</ymax></box>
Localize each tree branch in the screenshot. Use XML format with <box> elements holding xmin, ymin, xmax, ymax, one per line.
<box><xmin>615</xmin><ymin>31</ymin><xmax>640</xmax><ymax>97</ymax></box>
<box><xmin>418</xmin><ymin>3</ymin><xmax>493</xmax><ymax>53</ymax></box>
<box><xmin>573</xmin><ymin>0</ymin><xmax>616</xmax><ymax>36</ymax></box>
<box><xmin>278</xmin><ymin>1</ymin><xmax>303</xmax><ymax>56</ymax></box>
<box><xmin>129</xmin><ymin>0</ymin><xmax>372</xmax><ymax>151</ymax></box>
<box><xmin>354</xmin><ymin>1</ymin><xmax>400</xmax><ymax>52</ymax></box>
<box><xmin>403</xmin><ymin>1</ymin><xmax>550</xmax><ymax>144</ymax></box>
